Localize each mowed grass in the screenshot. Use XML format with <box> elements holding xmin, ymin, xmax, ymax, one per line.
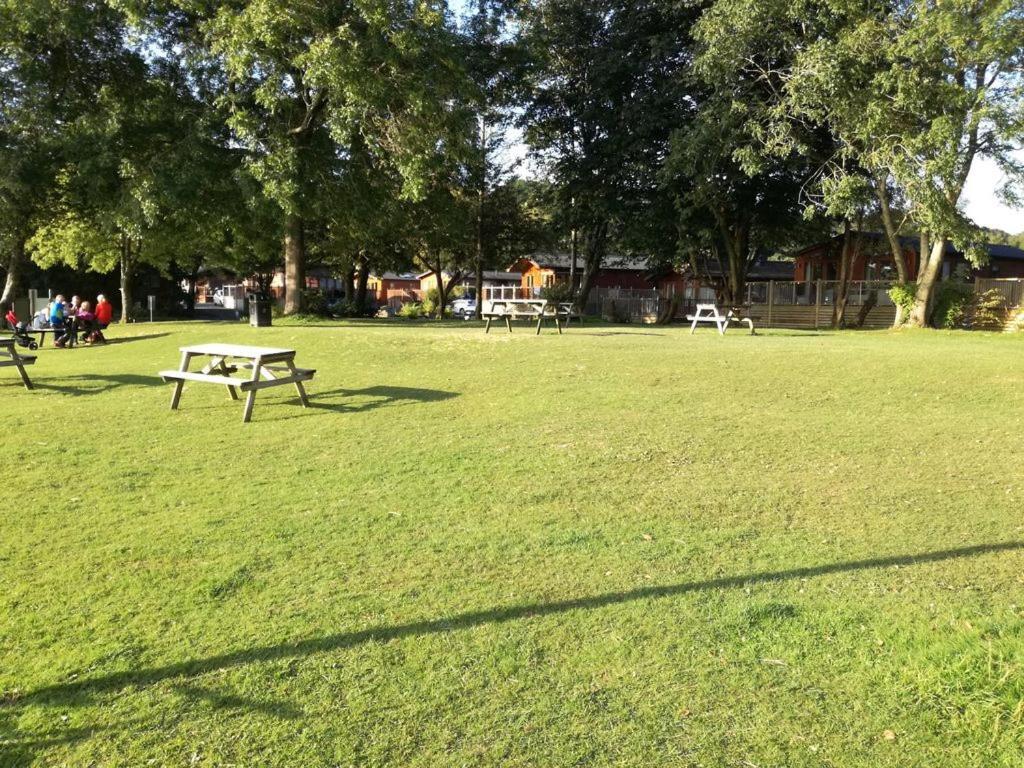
<box><xmin>2</xmin><ymin>319</ymin><xmax>1023</xmax><ymax>767</ymax></box>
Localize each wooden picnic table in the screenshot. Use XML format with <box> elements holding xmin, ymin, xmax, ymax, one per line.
<box><xmin>159</xmin><ymin>343</ymin><xmax>315</xmax><ymax>423</ymax></box>
<box><xmin>0</xmin><ymin>337</ymin><xmax>36</xmax><ymax>389</ymax></box>
<box><xmin>483</xmin><ymin>299</ymin><xmax>574</xmax><ymax>335</ymax></box>
<box><xmin>686</xmin><ymin>304</ymin><xmax>756</xmax><ymax>336</ymax></box>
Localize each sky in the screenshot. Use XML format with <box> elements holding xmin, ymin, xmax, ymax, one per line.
<box><xmin>962</xmin><ymin>152</ymin><xmax>1024</xmax><ymax>234</ymax></box>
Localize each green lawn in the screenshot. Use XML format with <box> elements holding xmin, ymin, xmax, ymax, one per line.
<box><xmin>2</xmin><ymin>320</ymin><xmax>1023</xmax><ymax>767</ymax></box>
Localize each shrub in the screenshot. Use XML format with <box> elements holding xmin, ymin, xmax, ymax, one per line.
<box><xmin>329</xmin><ymin>299</ymin><xmax>363</xmax><ymax>318</ymax></box>
<box><xmin>540</xmin><ymin>282</ymin><xmax>575</xmax><ymax>304</ymax></box>
<box><xmin>888</xmin><ymin>282</ymin><xmax>916</xmax><ymax>324</ymax></box>
<box><xmin>398</xmin><ymin>301</ymin><xmax>424</xmax><ymax>319</ymax></box>
<box><xmin>301</xmin><ymin>289</ymin><xmax>330</xmax><ymax>317</ymax></box>
<box><xmin>969</xmin><ymin>289</ymin><xmax>1008</xmax><ymax>331</ymax></box>
<box><xmin>421</xmin><ymin>287</ymin><xmax>440</xmax><ymax>317</ymax></box>
<box><xmin>931</xmin><ymin>281</ymin><xmax>973</xmax><ymax>329</ymax></box>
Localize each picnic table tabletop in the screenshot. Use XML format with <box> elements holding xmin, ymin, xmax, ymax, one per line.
<box><xmin>179</xmin><ymin>342</ymin><xmax>296</xmax><ymax>360</ymax></box>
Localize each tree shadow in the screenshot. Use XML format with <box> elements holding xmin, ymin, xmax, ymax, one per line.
<box><xmin>303</xmin><ymin>385</ymin><xmax>459</xmax><ymax>415</ymax></box>
<box><xmin>102</xmin><ymin>333</ymin><xmax>172</xmax><ymax>346</ymax></box>
<box><xmin>8</xmin><ymin>541</ymin><xmax>1020</xmax><ymax>712</ymax></box>
<box><xmin>172</xmin><ymin>683</ymin><xmax>302</xmax><ymax>720</ymax></box>
<box><xmin>575</xmin><ymin>331</ymin><xmax>667</xmax><ymax>337</ymax></box>
<box><xmin>33</xmin><ymin>374</ymin><xmax>164</xmax><ymax>396</ymax></box>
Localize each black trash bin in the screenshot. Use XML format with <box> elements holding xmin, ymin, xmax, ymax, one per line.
<box><xmin>248</xmin><ymin>293</ymin><xmax>272</xmax><ymax>327</ymax></box>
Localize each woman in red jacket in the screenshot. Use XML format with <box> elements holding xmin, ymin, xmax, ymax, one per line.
<box><xmin>95</xmin><ymin>294</ymin><xmax>113</xmax><ymax>328</ymax></box>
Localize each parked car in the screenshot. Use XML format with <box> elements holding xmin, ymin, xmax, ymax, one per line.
<box><xmin>452</xmin><ymin>298</ymin><xmax>477</xmax><ymax>319</ymax></box>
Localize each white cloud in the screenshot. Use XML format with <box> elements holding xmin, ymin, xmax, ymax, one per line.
<box><xmin>962</xmin><ymin>151</ymin><xmax>1024</xmax><ymax>234</ymax></box>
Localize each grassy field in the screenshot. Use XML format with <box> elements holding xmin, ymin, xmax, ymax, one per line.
<box><xmin>2</xmin><ymin>319</ymin><xmax>1023</xmax><ymax>767</ymax></box>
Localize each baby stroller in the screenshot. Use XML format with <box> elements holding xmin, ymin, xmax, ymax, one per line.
<box><xmin>4</xmin><ymin>309</ymin><xmax>39</xmax><ymax>350</ymax></box>
<box><xmin>81</xmin><ymin>323</ymin><xmax>107</xmax><ymax>345</ymax></box>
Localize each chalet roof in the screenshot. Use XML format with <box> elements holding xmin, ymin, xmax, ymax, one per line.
<box><xmin>415</xmin><ymin>270</ymin><xmax>521</xmax><ymax>281</ymax></box>
<box><xmin>795</xmin><ymin>232</ymin><xmax>1024</xmax><ymax>262</ymax></box>
<box><xmin>689</xmin><ymin>255</ymin><xmax>794</xmax><ymax>281</ymax></box>
<box><xmin>512</xmin><ymin>252</ymin><xmax>651</xmax><ymax>272</ymax></box>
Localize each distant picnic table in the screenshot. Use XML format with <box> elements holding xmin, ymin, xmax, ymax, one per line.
<box><xmin>159</xmin><ymin>343</ymin><xmax>315</xmax><ymax>423</ymax></box>
<box><xmin>0</xmin><ymin>337</ymin><xmax>35</xmax><ymax>389</ymax></box>
<box><xmin>483</xmin><ymin>299</ymin><xmax>576</xmax><ymax>335</ymax></box>
<box><xmin>686</xmin><ymin>304</ymin><xmax>756</xmax><ymax>336</ymax></box>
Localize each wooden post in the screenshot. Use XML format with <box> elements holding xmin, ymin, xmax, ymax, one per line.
<box><xmin>814</xmin><ymin>279</ymin><xmax>823</xmax><ymax>330</ymax></box>
<box><xmin>767</xmin><ymin>281</ymin><xmax>774</xmax><ymax>328</ymax></box>
<box><xmin>242</xmin><ymin>357</ymin><xmax>262</xmax><ymax>423</ymax></box>
<box><xmin>170</xmin><ymin>352</ymin><xmax>193</xmax><ymax>410</ymax></box>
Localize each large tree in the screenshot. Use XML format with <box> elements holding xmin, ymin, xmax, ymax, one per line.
<box><xmin>697</xmin><ymin>0</ymin><xmax>1024</xmax><ymax>326</ymax></box>
<box><xmin>520</xmin><ymin>0</ymin><xmax>694</xmax><ymax>309</ymax></box>
<box><xmin>196</xmin><ymin>0</ymin><xmax>467</xmax><ymax>314</ymax></box>
<box><xmin>0</xmin><ymin>0</ymin><xmax>138</xmax><ymax>313</ymax></box>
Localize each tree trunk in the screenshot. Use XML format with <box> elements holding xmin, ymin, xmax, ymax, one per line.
<box><xmin>873</xmin><ymin>174</ymin><xmax>911</xmax><ymax>327</ymax></box>
<box><xmin>0</xmin><ymin>236</ymin><xmax>25</xmax><ymax>315</ymax></box>
<box><xmin>832</xmin><ymin>222</ymin><xmax>861</xmax><ymax>329</ymax></box>
<box><xmin>853</xmin><ymin>287</ymin><xmax>878</xmax><ymax>329</ymax></box>
<box><xmin>355</xmin><ymin>257</ymin><xmax>370</xmax><ymax>314</ymax></box>
<box><xmin>474</xmin><ymin>260</ymin><xmax>484</xmax><ymax>320</ymax></box>
<box><xmin>569</xmin><ymin>206</ymin><xmax>578</xmax><ymax>293</ymax></box>
<box><xmin>119</xmin><ymin>237</ymin><xmax>133</xmax><ymax>325</ymax></box>
<box><xmin>343</xmin><ymin>265</ymin><xmax>355</xmax><ymax>302</ymax></box>
<box><xmin>185</xmin><ymin>264</ymin><xmax>199</xmax><ymax>316</ymax></box>
<box><xmin>574</xmin><ymin>221</ymin><xmax>607</xmax><ymax>313</ymax></box>
<box><xmin>283</xmin><ymin>213</ymin><xmax>305</xmax><ymax>315</ymax></box>
<box><xmin>908</xmin><ymin>237</ymin><xmax>946</xmax><ymax>327</ymax></box>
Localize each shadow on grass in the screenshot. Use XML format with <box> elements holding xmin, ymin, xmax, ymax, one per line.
<box><xmin>8</xmin><ymin>541</ymin><xmax>1021</xmax><ymax>713</ymax></box>
<box><xmin>33</xmin><ymin>374</ymin><xmax>162</xmax><ymax>396</ymax></box>
<box><xmin>304</xmin><ymin>385</ymin><xmax>459</xmax><ymax>415</ymax></box>
<box><xmin>172</xmin><ymin>683</ymin><xmax>302</xmax><ymax>720</ymax></box>
<box><xmin>102</xmin><ymin>333</ymin><xmax>171</xmax><ymax>346</ymax></box>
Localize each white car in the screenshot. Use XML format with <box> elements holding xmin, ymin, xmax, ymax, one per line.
<box><xmin>451</xmin><ymin>298</ymin><xmax>477</xmax><ymax>319</ymax></box>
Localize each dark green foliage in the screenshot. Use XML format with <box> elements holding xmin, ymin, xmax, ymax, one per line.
<box><xmin>539</xmin><ymin>282</ymin><xmax>574</xmax><ymax>304</ymax></box>
<box><xmin>932</xmin><ymin>282</ymin><xmax>974</xmax><ymax>330</ymax></box>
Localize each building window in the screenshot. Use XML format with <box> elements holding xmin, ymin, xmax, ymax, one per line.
<box><xmin>527</xmin><ymin>275</ymin><xmax>534</xmax><ymax>288</ymax></box>
<box><xmin>544</xmin><ymin>274</ymin><xmax>554</xmax><ymax>287</ymax></box>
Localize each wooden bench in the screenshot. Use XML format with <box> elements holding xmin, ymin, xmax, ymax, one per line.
<box><xmin>159</xmin><ymin>343</ymin><xmax>316</xmax><ymax>422</ymax></box>
<box><xmin>686</xmin><ymin>304</ymin><xmax>756</xmax><ymax>336</ymax></box>
<box><xmin>0</xmin><ymin>338</ymin><xmax>36</xmax><ymax>389</ymax></box>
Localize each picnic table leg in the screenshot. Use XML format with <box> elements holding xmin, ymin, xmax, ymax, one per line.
<box><xmin>11</xmin><ymin>350</ymin><xmax>33</xmax><ymax>390</ymax></box>
<box><xmin>242</xmin><ymin>359</ymin><xmax>262</xmax><ymax>423</ymax></box>
<box><xmin>485</xmin><ymin>317</ymin><xmax>492</xmax><ymax>333</ymax></box>
<box><xmin>536</xmin><ymin>315</ymin><xmax>544</xmax><ymax>335</ymax></box>
<box><xmin>555</xmin><ymin>316</ymin><xmax>563</xmax><ymax>335</ymax></box>
<box><xmin>505</xmin><ymin>316</ymin><xmax>512</xmax><ymax>333</ymax></box>
<box><xmin>169</xmin><ymin>352</ymin><xmax>194</xmax><ymax>410</ymax></box>
<box><xmin>690</xmin><ymin>316</ymin><xmax>699</xmax><ymax>334</ymax></box>
<box><xmin>202</xmin><ymin>356</ymin><xmax>239</xmax><ymax>400</ymax></box>
<box><xmin>283</xmin><ymin>358</ymin><xmax>310</xmax><ymax>408</ymax></box>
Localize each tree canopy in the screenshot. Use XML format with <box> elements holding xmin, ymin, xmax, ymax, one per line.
<box><xmin>1</xmin><ymin>0</ymin><xmax>1021</xmax><ymax>325</ymax></box>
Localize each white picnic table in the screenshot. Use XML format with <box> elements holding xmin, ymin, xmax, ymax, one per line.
<box><xmin>483</xmin><ymin>299</ymin><xmax>575</xmax><ymax>335</ymax></box>
<box><xmin>0</xmin><ymin>337</ymin><xmax>36</xmax><ymax>389</ymax></box>
<box><xmin>686</xmin><ymin>304</ymin><xmax>756</xmax><ymax>336</ymax></box>
<box><xmin>159</xmin><ymin>343</ymin><xmax>315</xmax><ymax>423</ymax></box>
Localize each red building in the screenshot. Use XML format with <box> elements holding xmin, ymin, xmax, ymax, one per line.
<box><xmin>508</xmin><ymin>253</ymin><xmax>660</xmax><ymax>293</ymax></box>
<box><xmin>793</xmin><ymin>233</ymin><xmax>1024</xmax><ymax>282</ymax></box>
